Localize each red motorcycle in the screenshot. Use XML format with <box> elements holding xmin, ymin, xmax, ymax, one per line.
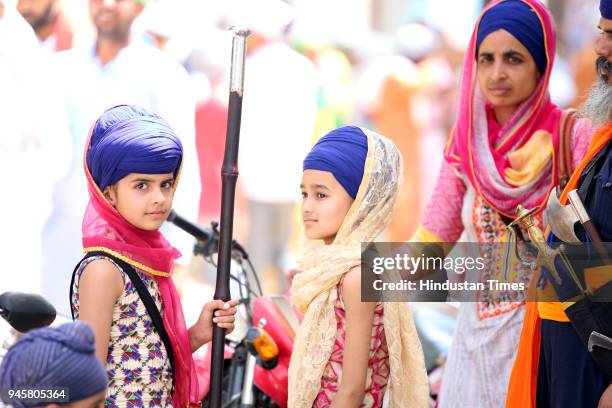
<box><xmin>168</xmin><ymin>212</ymin><xmax>455</xmax><ymax>406</ymax></box>
<box><xmin>168</xmin><ymin>211</ymin><xmax>298</xmax><ymax>407</ymax></box>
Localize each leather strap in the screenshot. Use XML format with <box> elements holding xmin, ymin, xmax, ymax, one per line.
<box><xmin>558</xmin><ymin>109</ymin><xmax>578</xmax><ymax>189</ymax></box>
<box><xmin>70</xmin><ymin>251</ymin><xmax>175</xmax><ymax>376</ymax></box>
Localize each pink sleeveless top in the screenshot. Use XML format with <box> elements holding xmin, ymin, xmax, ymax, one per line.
<box><xmin>313</xmin><ymin>278</ymin><xmax>390</xmax><ymax>407</ymax></box>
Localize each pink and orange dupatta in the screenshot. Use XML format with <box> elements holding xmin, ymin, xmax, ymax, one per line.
<box><xmin>444</xmin><ymin>0</ymin><xmax>562</xmax><ymax>219</ymax></box>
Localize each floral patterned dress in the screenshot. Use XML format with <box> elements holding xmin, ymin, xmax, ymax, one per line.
<box><xmin>71</xmin><ymin>255</ymin><xmax>173</xmax><ymax>407</ymax></box>
<box><xmin>313</xmin><ymin>277</ymin><xmax>390</xmax><ymax>407</ymax></box>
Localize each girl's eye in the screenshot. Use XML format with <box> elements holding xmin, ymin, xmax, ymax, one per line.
<box><xmin>316</xmin><ymin>192</ymin><xmax>327</xmax><ymax>199</ymax></box>
<box><xmin>135</xmin><ymin>183</ymin><xmax>147</xmax><ymax>190</ymax></box>
<box><xmin>478</xmin><ymin>55</ymin><xmax>491</xmax><ymax>64</ymax></box>
<box><xmin>507</xmin><ymin>56</ymin><xmax>522</xmax><ymax>64</ymax></box>
<box><xmin>301</xmin><ymin>191</ymin><xmax>307</xmax><ymax>199</ymax></box>
<box><xmin>162</xmin><ymin>181</ymin><xmax>174</xmax><ymax>189</ymax></box>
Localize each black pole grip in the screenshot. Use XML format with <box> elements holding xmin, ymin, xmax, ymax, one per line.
<box><xmin>209</xmin><ymin>90</ymin><xmax>243</xmax><ymax>408</ymax></box>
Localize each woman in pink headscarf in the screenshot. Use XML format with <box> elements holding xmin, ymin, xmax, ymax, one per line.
<box><xmin>410</xmin><ymin>1</ymin><xmax>593</xmax><ymax>406</ymax></box>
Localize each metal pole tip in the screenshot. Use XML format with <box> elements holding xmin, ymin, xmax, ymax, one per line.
<box><xmin>229</xmin><ymin>26</ymin><xmax>251</xmax><ymax>37</ymax></box>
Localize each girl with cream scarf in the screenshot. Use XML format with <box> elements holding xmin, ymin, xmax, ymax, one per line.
<box><xmin>288</xmin><ymin>126</ymin><xmax>429</xmax><ymax>408</ymax></box>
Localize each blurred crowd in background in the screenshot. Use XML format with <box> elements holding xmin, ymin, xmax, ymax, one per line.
<box><xmin>0</xmin><ymin>0</ymin><xmax>602</xmax><ymax>320</ymax></box>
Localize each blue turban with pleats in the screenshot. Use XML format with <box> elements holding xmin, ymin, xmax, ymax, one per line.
<box><xmin>0</xmin><ymin>321</ymin><xmax>107</xmax><ymax>406</ymax></box>
<box><xmin>87</xmin><ymin>105</ymin><xmax>183</xmax><ymax>191</ymax></box>
<box><xmin>476</xmin><ymin>0</ymin><xmax>547</xmax><ymax>74</ymax></box>
<box><xmin>602</xmin><ymin>0</ymin><xmax>612</xmax><ymax>19</ymax></box>
<box><xmin>303</xmin><ymin>126</ymin><xmax>368</xmax><ymax>199</ymax></box>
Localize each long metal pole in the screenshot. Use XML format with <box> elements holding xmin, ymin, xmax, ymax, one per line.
<box><xmin>209</xmin><ymin>27</ymin><xmax>250</xmax><ymax>408</ymax></box>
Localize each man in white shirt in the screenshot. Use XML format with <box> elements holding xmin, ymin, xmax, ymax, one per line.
<box><xmin>16</xmin><ymin>0</ymin><xmax>72</xmax><ymax>52</ymax></box>
<box><xmin>43</xmin><ymin>0</ymin><xmax>200</xmax><ymax>313</ymax></box>
<box><xmin>0</xmin><ymin>2</ymin><xmax>71</xmax><ymax>295</ymax></box>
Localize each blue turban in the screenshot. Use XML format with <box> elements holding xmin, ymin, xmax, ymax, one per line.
<box><xmin>87</xmin><ymin>105</ymin><xmax>183</xmax><ymax>191</ymax></box>
<box><xmin>602</xmin><ymin>0</ymin><xmax>612</xmax><ymax>19</ymax></box>
<box><xmin>0</xmin><ymin>321</ymin><xmax>107</xmax><ymax>406</ymax></box>
<box><xmin>476</xmin><ymin>0</ymin><xmax>547</xmax><ymax>74</ymax></box>
<box><xmin>303</xmin><ymin>126</ymin><xmax>368</xmax><ymax>199</ymax></box>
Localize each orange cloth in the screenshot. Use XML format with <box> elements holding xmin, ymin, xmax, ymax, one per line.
<box><xmin>505</xmin><ymin>302</ymin><xmax>541</xmax><ymax>408</ymax></box>
<box><xmin>583</xmin><ymin>265</ymin><xmax>612</xmax><ymax>292</ymax></box>
<box><xmin>537</xmin><ymin>276</ymin><xmax>570</xmax><ymax>322</ymax></box>
<box><xmin>559</xmin><ymin>123</ymin><xmax>612</xmax><ymax>204</ymax></box>
<box><xmin>571</xmin><ymin>47</ymin><xmax>598</xmax><ymax>109</ymax></box>
<box><xmin>505</xmin><ymin>123</ymin><xmax>612</xmax><ymax>408</ymax></box>
<box><xmin>373</xmin><ymin>75</ymin><xmax>421</xmax><ymax>241</ymax></box>
<box><xmin>537</xmin><ymin>302</ymin><xmax>570</xmax><ymax>322</ymax></box>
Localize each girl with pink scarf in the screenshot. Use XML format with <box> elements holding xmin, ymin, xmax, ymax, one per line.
<box><xmin>70</xmin><ymin>105</ymin><xmax>238</xmax><ymax>407</ymax></box>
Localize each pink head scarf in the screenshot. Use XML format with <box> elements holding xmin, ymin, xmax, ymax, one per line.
<box><xmin>444</xmin><ymin>0</ymin><xmax>562</xmax><ymax>218</ymax></box>
<box><xmin>81</xmin><ymin>105</ymin><xmax>200</xmax><ymax>407</ymax></box>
